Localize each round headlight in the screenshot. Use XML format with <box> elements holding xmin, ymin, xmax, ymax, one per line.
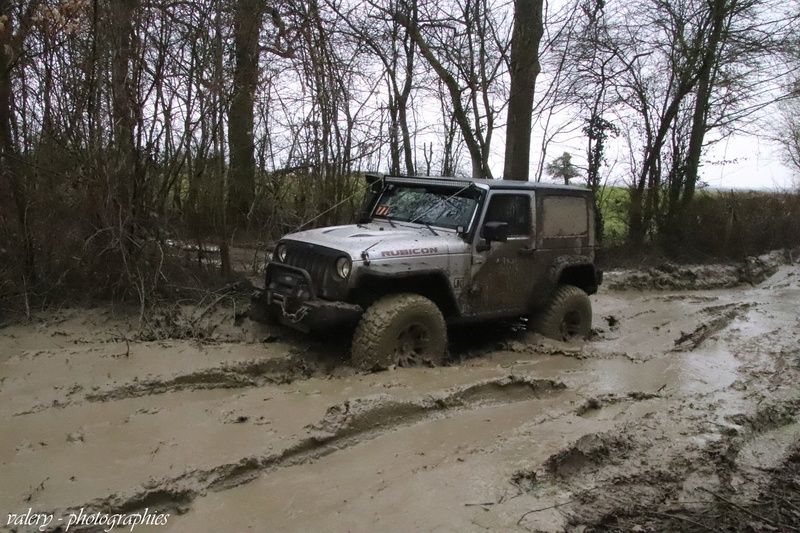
<box><xmin>335</xmin><ymin>256</ymin><xmax>352</xmax><ymax>279</ymax></box>
<box><xmin>275</xmin><ymin>243</ymin><xmax>287</xmax><ymax>262</ymax></box>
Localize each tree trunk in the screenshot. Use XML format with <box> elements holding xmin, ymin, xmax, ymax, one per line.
<box><xmin>503</xmin><ymin>0</ymin><xmax>544</xmax><ymax>181</ymax></box>
<box><xmin>110</xmin><ymin>0</ymin><xmax>138</xmax><ymax>217</ymax></box>
<box><xmin>0</xmin><ymin>0</ymin><xmax>35</xmax><ymax>282</ymax></box>
<box><xmin>228</xmin><ymin>0</ymin><xmax>264</xmax><ymax>229</ymax></box>
<box><xmin>682</xmin><ymin>0</ymin><xmax>728</xmax><ymax>210</ymax></box>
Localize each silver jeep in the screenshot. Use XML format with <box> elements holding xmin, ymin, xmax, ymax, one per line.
<box><xmin>252</xmin><ymin>174</ymin><xmax>602</xmax><ymax>370</ymax></box>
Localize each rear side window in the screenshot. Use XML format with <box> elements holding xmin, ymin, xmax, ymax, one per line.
<box><xmin>542</xmin><ymin>196</ymin><xmax>588</xmax><ymax>237</ymax></box>
<box><xmin>484</xmin><ymin>194</ymin><xmax>531</xmax><ymax>236</ymax></box>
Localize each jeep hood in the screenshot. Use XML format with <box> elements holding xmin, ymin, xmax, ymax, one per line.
<box><xmin>282</xmin><ymin>221</ymin><xmax>469</xmax><ymax>260</ymax></box>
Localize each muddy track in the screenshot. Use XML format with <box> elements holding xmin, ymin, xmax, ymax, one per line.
<box><xmin>11</xmin><ymin>356</ymin><xmax>316</xmax><ymax>417</ymax></box>
<box><xmin>515</xmin><ymin>396</ymin><xmax>800</xmax><ymax>530</ymax></box>
<box><xmin>543</xmin><ymin>432</ymin><xmax>636</xmax><ymax>478</ymax></box>
<box><xmin>672</xmin><ymin>303</ymin><xmax>753</xmax><ymax>352</ymax></box>
<box><xmin>4</xmin><ymin>256</ymin><xmax>800</xmax><ymax>532</ymax></box>
<box><xmin>83</xmin><ymin>355</ymin><xmax>315</xmax><ymax>403</ymax></box>
<box><xmin>41</xmin><ymin>376</ymin><xmax>567</xmax><ymax>531</ymax></box>
<box><xmin>605</xmin><ymin>254</ymin><xmax>783</xmax><ymax>291</ymax></box>
<box><xmin>574</xmin><ymin>391</ymin><xmax>662</xmax><ymax>417</ymax></box>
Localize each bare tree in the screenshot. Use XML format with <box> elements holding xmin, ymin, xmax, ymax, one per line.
<box><xmin>503</xmin><ymin>0</ymin><xmax>544</xmax><ymax>181</ymax></box>
<box><xmin>0</xmin><ymin>0</ymin><xmax>38</xmax><ymax>283</ymax></box>
<box><xmin>228</xmin><ymin>0</ymin><xmax>265</xmax><ymax>227</ymax></box>
<box><xmin>395</xmin><ymin>0</ymin><xmax>508</xmax><ymax>178</ymax></box>
<box><xmin>564</xmin><ymin>0</ymin><xmax>797</xmax><ymax>245</ymax></box>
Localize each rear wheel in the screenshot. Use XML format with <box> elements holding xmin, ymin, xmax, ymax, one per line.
<box><xmin>351</xmin><ymin>293</ymin><xmax>447</xmax><ymax>371</ymax></box>
<box><xmin>531</xmin><ymin>285</ymin><xmax>592</xmax><ymax>341</ymax></box>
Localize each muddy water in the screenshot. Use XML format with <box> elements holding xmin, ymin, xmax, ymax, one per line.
<box><xmin>1</xmin><ymin>265</ymin><xmax>799</xmax><ymax>532</ymax></box>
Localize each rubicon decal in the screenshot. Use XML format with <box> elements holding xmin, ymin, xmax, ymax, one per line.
<box><xmin>381</xmin><ymin>247</ymin><xmax>439</xmax><ymax>257</ymax></box>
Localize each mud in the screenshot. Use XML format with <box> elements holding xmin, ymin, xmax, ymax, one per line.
<box><xmin>604</xmin><ymin>248</ymin><xmax>796</xmax><ymax>291</ymax></box>
<box><xmin>83</xmin><ymin>356</ymin><xmax>314</xmax><ymax>403</ymax></box>
<box><xmin>1</xmin><ymin>253</ymin><xmax>799</xmax><ymax>532</ymax></box>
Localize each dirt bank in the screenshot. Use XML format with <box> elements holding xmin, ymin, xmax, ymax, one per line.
<box><xmin>1</xmin><ymin>257</ymin><xmax>798</xmax><ymax>532</ymax></box>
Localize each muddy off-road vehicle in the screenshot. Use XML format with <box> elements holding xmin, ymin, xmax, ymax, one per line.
<box><xmin>252</xmin><ymin>174</ymin><xmax>602</xmax><ymax>370</ymax></box>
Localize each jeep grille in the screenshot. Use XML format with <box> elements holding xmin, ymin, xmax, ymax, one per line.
<box><xmin>278</xmin><ymin>242</ymin><xmax>347</xmax><ymax>300</ymax></box>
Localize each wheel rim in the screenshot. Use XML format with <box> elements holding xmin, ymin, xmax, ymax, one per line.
<box><xmin>394</xmin><ymin>323</ymin><xmax>430</xmax><ymax>366</ymax></box>
<box><xmin>559</xmin><ymin>310</ymin><xmax>584</xmax><ymax>341</ymax></box>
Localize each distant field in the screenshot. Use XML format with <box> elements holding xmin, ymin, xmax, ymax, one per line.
<box><xmin>593</xmin><ymin>186</ymin><xmax>800</xmax><ymax>257</ymax></box>
<box><xmin>596</xmin><ymin>186</ymin><xmax>628</xmax><ymax>244</ymax></box>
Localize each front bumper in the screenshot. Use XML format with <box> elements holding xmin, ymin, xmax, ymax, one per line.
<box><xmin>256</xmin><ymin>263</ymin><xmax>362</xmax><ymax>332</ymax></box>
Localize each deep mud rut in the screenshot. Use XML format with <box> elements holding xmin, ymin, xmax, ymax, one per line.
<box><xmin>1</xmin><ymin>255</ymin><xmax>799</xmax><ymax>532</ymax></box>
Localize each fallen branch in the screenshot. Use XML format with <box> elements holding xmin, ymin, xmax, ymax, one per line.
<box><xmin>646</xmin><ymin>510</ymin><xmax>718</xmax><ymax>532</ymax></box>
<box><xmin>699</xmin><ymin>487</ymin><xmax>799</xmax><ymax>532</ymax></box>
<box><xmin>517</xmin><ymin>485</ymin><xmax>604</xmax><ymax>525</ymax></box>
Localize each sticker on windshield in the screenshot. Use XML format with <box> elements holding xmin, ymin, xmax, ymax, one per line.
<box><xmin>375</xmin><ymin>205</ymin><xmax>390</xmax><ymax>216</ymax></box>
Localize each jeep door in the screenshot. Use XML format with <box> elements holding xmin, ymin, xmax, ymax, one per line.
<box><xmin>465</xmin><ymin>191</ymin><xmax>538</xmax><ymax>315</ymax></box>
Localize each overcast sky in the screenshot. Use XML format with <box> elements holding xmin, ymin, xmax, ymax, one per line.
<box><xmin>515</xmin><ymin>122</ymin><xmax>797</xmax><ymax>191</ymax></box>
<box><xmin>702</xmin><ymin>136</ymin><xmax>796</xmax><ymax>190</ymax></box>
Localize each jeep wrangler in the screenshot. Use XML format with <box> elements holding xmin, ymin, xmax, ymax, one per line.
<box><xmin>251</xmin><ymin>174</ymin><xmax>602</xmax><ymax>370</ymax></box>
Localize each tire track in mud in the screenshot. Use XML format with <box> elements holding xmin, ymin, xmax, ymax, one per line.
<box><xmin>12</xmin><ymin>356</ymin><xmax>315</xmax><ymax>416</ymax></box>
<box><xmin>574</xmin><ymin>391</ymin><xmax>662</xmax><ymax>417</ymax></box>
<box><xmin>37</xmin><ymin>376</ymin><xmax>567</xmax><ymax>530</ymax></box>
<box><xmin>672</xmin><ymin>302</ymin><xmax>753</xmax><ymax>352</ymax></box>
<box><xmin>85</xmin><ymin>356</ymin><xmax>314</xmax><ymax>402</ymax></box>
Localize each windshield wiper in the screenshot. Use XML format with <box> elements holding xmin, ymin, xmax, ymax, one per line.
<box><xmin>422</xmin><ymin>222</ymin><xmax>438</xmax><ymax>236</ymax></box>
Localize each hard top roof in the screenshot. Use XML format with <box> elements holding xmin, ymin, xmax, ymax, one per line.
<box><xmin>371</xmin><ymin>173</ymin><xmax>590</xmax><ymax>193</ymax></box>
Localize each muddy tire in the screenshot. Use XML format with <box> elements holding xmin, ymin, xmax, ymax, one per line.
<box><xmin>351</xmin><ymin>293</ymin><xmax>447</xmax><ymax>371</ymax></box>
<box><xmin>531</xmin><ymin>285</ymin><xmax>592</xmax><ymax>341</ymax></box>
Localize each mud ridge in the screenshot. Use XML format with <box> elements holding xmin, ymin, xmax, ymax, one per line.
<box><xmin>501</xmin><ymin>333</ymin><xmax>631</xmax><ymax>360</ymax></box>
<box><xmin>568</xmin><ymin>443</ymin><xmax>800</xmax><ymax>533</ymax></box>
<box><xmin>544</xmin><ymin>399</ymin><xmax>800</xmax><ymax>531</ymax></box>
<box><xmin>725</xmin><ymin>400</ymin><xmax>800</xmax><ymax>434</ymax></box>
<box><xmin>575</xmin><ymin>391</ymin><xmax>661</xmax><ymax>416</ymax></box>
<box><xmin>672</xmin><ymin>303</ymin><xmax>751</xmax><ymax>352</ymax></box>
<box><xmin>42</xmin><ymin>376</ymin><xmax>566</xmax><ymax>530</ymax></box>
<box><xmin>544</xmin><ymin>432</ymin><xmax>635</xmax><ymax>478</ymax></box>
<box><xmin>10</xmin><ymin>357</ymin><xmax>315</xmax><ymax>418</ymax></box>
<box><xmin>84</xmin><ymin>356</ymin><xmax>313</xmax><ymax>403</ymax></box>
<box><xmin>706</xmin><ymin>400</ymin><xmax>800</xmax><ymax>486</ymax></box>
<box><xmin>605</xmin><ymin>251</ymin><xmax>788</xmax><ymax>291</ymax></box>
<box><xmin>309</xmin><ymin>375</ymin><xmax>566</xmax><ymax>441</ymax></box>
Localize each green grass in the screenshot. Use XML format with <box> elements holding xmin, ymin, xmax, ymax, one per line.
<box><xmin>596</xmin><ymin>186</ymin><xmax>629</xmax><ymax>244</ymax></box>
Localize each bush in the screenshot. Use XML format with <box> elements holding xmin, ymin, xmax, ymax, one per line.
<box><xmin>598</xmin><ymin>187</ymin><xmax>800</xmax><ymax>262</ymax></box>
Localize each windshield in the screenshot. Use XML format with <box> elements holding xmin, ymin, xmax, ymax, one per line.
<box><xmin>372</xmin><ymin>184</ymin><xmax>480</xmax><ymax>230</ymax></box>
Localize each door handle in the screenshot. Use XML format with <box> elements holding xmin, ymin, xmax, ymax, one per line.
<box><xmin>518</xmin><ymin>246</ymin><xmax>535</xmax><ymax>255</ymax></box>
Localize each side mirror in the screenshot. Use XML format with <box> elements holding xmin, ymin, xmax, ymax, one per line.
<box><xmin>482</xmin><ymin>221</ymin><xmax>509</xmax><ymax>243</ymax></box>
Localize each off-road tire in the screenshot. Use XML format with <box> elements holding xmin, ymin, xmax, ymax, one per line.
<box><xmin>531</xmin><ymin>285</ymin><xmax>592</xmax><ymax>341</ymax></box>
<box><xmin>351</xmin><ymin>293</ymin><xmax>447</xmax><ymax>371</ymax></box>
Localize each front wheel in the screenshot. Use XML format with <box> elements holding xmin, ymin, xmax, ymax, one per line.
<box><xmin>531</xmin><ymin>285</ymin><xmax>592</xmax><ymax>341</ymax></box>
<box><xmin>351</xmin><ymin>293</ymin><xmax>447</xmax><ymax>371</ymax></box>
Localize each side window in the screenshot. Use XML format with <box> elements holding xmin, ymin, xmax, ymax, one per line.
<box><xmin>541</xmin><ymin>196</ymin><xmax>588</xmax><ymax>237</ymax></box>
<box><xmin>484</xmin><ymin>194</ymin><xmax>531</xmax><ymax>237</ymax></box>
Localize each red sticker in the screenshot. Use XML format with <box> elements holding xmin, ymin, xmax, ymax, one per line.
<box><xmin>375</xmin><ymin>205</ymin><xmax>390</xmax><ymax>216</ymax></box>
